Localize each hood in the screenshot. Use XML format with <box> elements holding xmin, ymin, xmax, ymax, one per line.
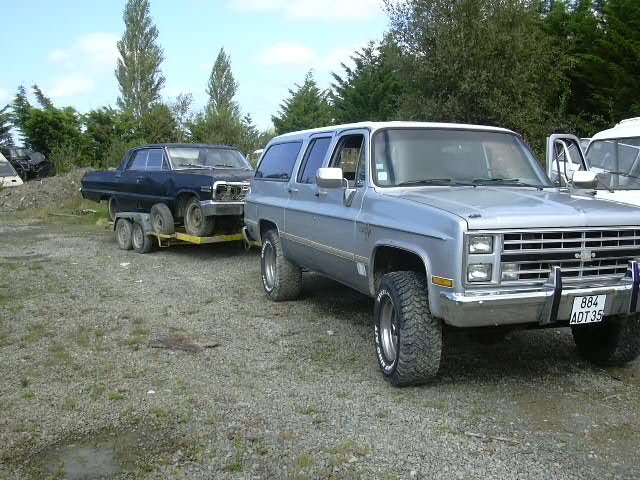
<box><xmin>382</xmin><ymin>186</ymin><xmax>640</xmax><ymax>230</ymax></box>
<box><xmin>177</xmin><ymin>167</ymin><xmax>253</xmax><ymax>182</ymax></box>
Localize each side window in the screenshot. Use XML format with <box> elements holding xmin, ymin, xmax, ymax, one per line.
<box><xmin>330</xmin><ymin>134</ymin><xmax>365</xmax><ymax>185</ymax></box>
<box><xmin>255</xmin><ymin>142</ymin><xmax>302</xmax><ymax>181</ymax></box>
<box><xmin>297</xmin><ymin>137</ymin><xmax>332</xmax><ymax>184</ymax></box>
<box><xmin>146</xmin><ymin>149</ymin><xmax>165</xmax><ymax>171</ymax></box>
<box><xmin>128</xmin><ymin>150</ymin><xmax>148</xmax><ymax>170</ymax></box>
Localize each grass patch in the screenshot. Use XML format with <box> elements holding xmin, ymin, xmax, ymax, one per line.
<box><xmin>23</xmin><ymin>322</ymin><xmax>55</xmax><ymax>343</ymax></box>
<box><xmin>49</xmin><ymin>343</ymin><xmax>71</xmax><ymax>363</ymax></box>
<box><xmin>108</xmin><ymin>392</ymin><xmax>125</xmax><ymax>401</ymax></box>
<box><xmin>226</xmin><ymin>438</ymin><xmax>244</xmax><ymax>473</ymax></box>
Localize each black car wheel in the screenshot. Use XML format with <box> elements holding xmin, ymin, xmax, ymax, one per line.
<box><xmin>374</xmin><ymin>271</ymin><xmax>442</xmax><ymax>386</ymax></box>
<box><xmin>150</xmin><ymin>203</ymin><xmax>175</xmax><ymax>234</ymax></box>
<box><xmin>115</xmin><ymin>218</ymin><xmax>133</xmax><ymax>250</ymax></box>
<box><xmin>184</xmin><ymin>197</ymin><xmax>214</xmax><ymax>236</ymax></box>
<box><xmin>571</xmin><ymin>313</ymin><xmax>640</xmax><ymax>366</ymax></box>
<box><xmin>131</xmin><ymin>221</ymin><xmax>153</xmax><ymax>254</ymax></box>
<box><xmin>260</xmin><ymin>229</ymin><xmax>302</xmax><ymax>301</ymax></box>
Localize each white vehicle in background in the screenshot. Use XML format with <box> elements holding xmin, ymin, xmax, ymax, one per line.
<box><xmin>547</xmin><ymin>117</ymin><xmax>640</xmax><ymax>206</ymax></box>
<box><xmin>0</xmin><ymin>151</ymin><xmax>24</xmax><ymax>187</ymax></box>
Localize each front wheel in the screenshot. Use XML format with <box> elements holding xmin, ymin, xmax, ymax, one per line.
<box><xmin>184</xmin><ymin>197</ymin><xmax>214</xmax><ymax>236</ymax></box>
<box><xmin>374</xmin><ymin>271</ymin><xmax>442</xmax><ymax>386</ymax></box>
<box><xmin>131</xmin><ymin>221</ymin><xmax>154</xmax><ymax>254</ymax></box>
<box><xmin>260</xmin><ymin>229</ymin><xmax>302</xmax><ymax>301</ymax></box>
<box><xmin>571</xmin><ymin>314</ymin><xmax>640</xmax><ymax>366</ymax></box>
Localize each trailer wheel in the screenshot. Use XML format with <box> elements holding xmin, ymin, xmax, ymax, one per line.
<box><xmin>132</xmin><ymin>221</ymin><xmax>153</xmax><ymax>254</ymax></box>
<box><xmin>184</xmin><ymin>197</ymin><xmax>214</xmax><ymax>236</ymax></box>
<box><xmin>150</xmin><ymin>203</ymin><xmax>175</xmax><ymax>234</ymax></box>
<box><xmin>115</xmin><ymin>218</ymin><xmax>133</xmax><ymax>250</ymax></box>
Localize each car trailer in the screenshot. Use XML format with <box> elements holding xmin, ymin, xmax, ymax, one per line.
<box><xmin>113</xmin><ymin>210</ymin><xmax>257</xmax><ymax>254</ymax></box>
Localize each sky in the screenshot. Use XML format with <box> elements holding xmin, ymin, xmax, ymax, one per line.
<box><xmin>0</xmin><ymin>0</ymin><xmax>391</xmax><ymax>132</ymax></box>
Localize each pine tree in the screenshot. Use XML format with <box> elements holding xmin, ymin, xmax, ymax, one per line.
<box><xmin>206</xmin><ymin>48</ymin><xmax>241</xmax><ymax>118</ymax></box>
<box><xmin>272</xmin><ymin>71</ymin><xmax>333</xmax><ymax>135</ymax></box>
<box><xmin>0</xmin><ymin>105</ymin><xmax>14</xmax><ymax>146</ymax></box>
<box><xmin>115</xmin><ymin>0</ymin><xmax>165</xmax><ymax>122</ymax></box>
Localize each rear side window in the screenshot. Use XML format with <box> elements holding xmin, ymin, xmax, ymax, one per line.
<box><xmin>297</xmin><ymin>137</ymin><xmax>332</xmax><ymax>184</ymax></box>
<box><xmin>255</xmin><ymin>142</ymin><xmax>302</xmax><ymax>181</ymax></box>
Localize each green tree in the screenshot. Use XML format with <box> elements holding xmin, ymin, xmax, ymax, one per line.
<box><xmin>206</xmin><ymin>48</ymin><xmax>241</xmax><ymax>118</ymax></box>
<box><xmin>272</xmin><ymin>71</ymin><xmax>333</xmax><ymax>135</ymax></box>
<box><xmin>331</xmin><ymin>37</ymin><xmax>404</xmax><ymax>123</ymax></box>
<box><xmin>0</xmin><ymin>105</ymin><xmax>13</xmax><ymax>146</ymax></box>
<box><xmin>115</xmin><ymin>0</ymin><xmax>165</xmax><ymax>123</ymax></box>
<box><xmin>170</xmin><ymin>92</ymin><xmax>193</xmax><ymax>142</ymax></box>
<box><xmin>139</xmin><ymin>103</ymin><xmax>178</xmax><ymax>143</ymax></box>
<box><xmin>385</xmin><ymin>0</ymin><xmax>569</xmax><ymax>152</ymax></box>
<box><xmin>84</xmin><ymin>107</ymin><xmax>137</xmax><ymax>167</ymax></box>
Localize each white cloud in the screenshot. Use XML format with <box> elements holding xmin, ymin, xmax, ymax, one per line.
<box><xmin>257</xmin><ymin>42</ymin><xmax>316</xmax><ymax>66</ymax></box>
<box><xmin>229</xmin><ymin>0</ymin><xmax>385</xmax><ymax>21</ymax></box>
<box><xmin>49</xmin><ymin>74</ymin><xmax>95</xmax><ymax>98</ymax></box>
<box><xmin>76</xmin><ymin>33</ymin><xmax>120</xmax><ymax>73</ymax></box>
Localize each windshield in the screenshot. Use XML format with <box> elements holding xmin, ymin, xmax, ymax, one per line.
<box><xmin>167</xmin><ymin>146</ymin><xmax>251</xmax><ymax>169</ymax></box>
<box><xmin>586</xmin><ymin>137</ymin><xmax>640</xmax><ymax>190</ymax></box>
<box><xmin>372</xmin><ymin>128</ymin><xmax>550</xmax><ymax>187</ymax></box>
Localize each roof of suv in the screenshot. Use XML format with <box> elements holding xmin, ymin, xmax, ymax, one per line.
<box><xmin>273</xmin><ymin>121</ymin><xmax>516</xmax><ymax>140</ymax></box>
<box><xmin>590</xmin><ymin>117</ymin><xmax>640</xmax><ymax>142</ymax></box>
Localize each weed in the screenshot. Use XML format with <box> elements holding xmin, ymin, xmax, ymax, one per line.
<box><xmin>49</xmin><ymin>343</ymin><xmax>71</xmax><ymax>363</ymax></box>
<box><xmin>296</xmin><ymin>454</ymin><xmax>315</xmax><ymax>468</ymax></box>
<box><xmin>23</xmin><ymin>322</ymin><xmax>54</xmax><ymax>344</ymax></box>
<box><xmin>22</xmin><ymin>391</ymin><xmax>34</xmax><ymax>399</ymax></box>
<box><xmin>20</xmin><ymin>377</ymin><xmax>29</xmax><ymax>388</ymax></box>
<box><xmin>108</xmin><ymin>392</ymin><xmax>125</xmax><ymax>401</ymax></box>
<box><xmin>226</xmin><ymin>437</ymin><xmax>244</xmax><ymax>472</ymax></box>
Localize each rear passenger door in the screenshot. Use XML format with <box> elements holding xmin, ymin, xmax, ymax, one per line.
<box><xmin>118</xmin><ymin>147</ymin><xmax>169</xmax><ymax>211</ymax></box>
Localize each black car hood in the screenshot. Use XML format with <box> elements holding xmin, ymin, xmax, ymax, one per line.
<box><xmin>176</xmin><ymin>167</ymin><xmax>253</xmax><ymax>181</ymax></box>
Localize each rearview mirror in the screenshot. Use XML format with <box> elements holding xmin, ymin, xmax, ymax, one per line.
<box><xmin>571</xmin><ymin>170</ymin><xmax>597</xmax><ymax>189</ymax></box>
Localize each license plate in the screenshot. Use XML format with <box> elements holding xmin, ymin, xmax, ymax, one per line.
<box><xmin>570</xmin><ymin>295</ymin><xmax>606</xmax><ymax>325</ymax></box>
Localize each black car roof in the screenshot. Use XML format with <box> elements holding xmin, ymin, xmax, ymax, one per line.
<box><xmin>137</xmin><ymin>143</ymin><xmax>241</xmax><ymax>150</ymax></box>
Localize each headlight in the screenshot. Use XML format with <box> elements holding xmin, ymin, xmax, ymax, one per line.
<box><xmin>468</xmin><ymin>235</ymin><xmax>494</xmax><ymax>254</ymax></box>
<box><xmin>501</xmin><ymin>263</ymin><xmax>519</xmax><ymax>281</ymax></box>
<box><xmin>467</xmin><ymin>264</ymin><xmax>492</xmax><ymax>282</ymax></box>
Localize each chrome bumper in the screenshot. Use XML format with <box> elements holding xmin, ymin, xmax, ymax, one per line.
<box><xmin>200</xmin><ymin>200</ymin><xmax>244</xmax><ymax>216</ymax></box>
<box><xmin>439</xmin><ymin>263</ymin><xmax>640</xmax><ymax>327</ymax></box>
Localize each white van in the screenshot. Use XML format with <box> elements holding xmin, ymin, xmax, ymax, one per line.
<box><xmin>0</xmin><ymin>151</ymin><xmax>24</xmax><ymax>187</ymax></box>
<box><xmin>547</xmin><ymin>118</ymin><xmax>640</xmax><ymax>206</ymax></box>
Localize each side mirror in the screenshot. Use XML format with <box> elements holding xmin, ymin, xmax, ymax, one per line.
<box><xmin>316</xmin><ymin>168</ymin><xmax>344</xmax><ymax>188</ymax></box>
<box><xmin>571</xmin><ymin>170</ymin><xmax>597</xmax><ymax>189</ymax></box>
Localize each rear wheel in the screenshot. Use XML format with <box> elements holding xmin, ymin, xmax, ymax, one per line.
<box><xmin>150</xmin><ymin>203</ymin><xmax>175</xmax><ymax>234</ymax></box>
<box><xmin>374</xmin><ymin>271</ymin><xmax>442</xmax><ymax>386</ymax></box>
<box><xmin>115</xmin><ymin>218</ymin><xmax>133</xmax><ymax>250</ymax></box>
<box><xmin>184</xmin><ymin>197</ymin><xmax>214</xmax><ymax>236</ymax></box>
<box><xmin>571</xmin><ymin>314</ymin><xmax>640</xmax><ymax>366</ymax></box>
<box><xmin>108</xmin><ymin>197</ymin><xmax>119</xmax><ymax>222</ymax></box>
<box><xmin>132</xmin><ymin>221</ymin><xmax>153</xmax><ymax>254</ymax></box>
<box><xmin>260</xmin><ymin>229</ymin><xmax>302</xmax><ymax>301</ymax></box>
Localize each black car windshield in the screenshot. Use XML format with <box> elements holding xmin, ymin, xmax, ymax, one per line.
<box><xmin>167</xmin><ymin>147</ymin><xmax>251</xmax><ymax>169</ymax></box>
<box><xmin>372</xmin><ymin>128</ymin><xmax>551</xmax><ymax>188</ymax></box>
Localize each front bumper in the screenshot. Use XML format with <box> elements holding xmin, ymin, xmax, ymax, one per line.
<box><xmin>200</xmin><ymin>200</ymin><xmax>244</xmax><ymax>216</ymax></box>
<box><xmin>439</xmin><ymin>264</ymin><xmax>640</xmax><ymax>327</ymax></box>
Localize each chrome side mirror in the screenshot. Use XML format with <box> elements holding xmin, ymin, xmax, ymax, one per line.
<box><xmin>571</xmin><ymin>170</ymin><xmax>597</xmax><ymax>189</ymax></box>
<box><xmin>316</xmin><ymin>168</ymin><xmax>344</xmax><ymax>188</ymax></box>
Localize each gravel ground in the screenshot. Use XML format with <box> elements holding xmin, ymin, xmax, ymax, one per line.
<box><xmin>0</xmin><ymin>183</ymin><xmax>639</xmax><ymax>479</ymax></box>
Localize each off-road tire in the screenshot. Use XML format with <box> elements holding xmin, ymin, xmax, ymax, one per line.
<box><xmin>260</xmin><ymin>229</ymin><xmax>302</xmax><ymax>301</ymax></box>
<box><xmin>374</xmin><ymin>271</ymin><xmax>442</xmax><ymax>386</ymax></box>
<box><xmin>150</xmin><ymin>203</ymin><xmax>175</xmax><ymax>234</ymax></box>
<box><xmin>184</xmin><ymin>197</ymin><xmax>214</xmax><ymax>237</ymax></box>
<box><xmin>115</xmin><ymin>218</ymin><xmax>133</xmax><ymax>250</ymax></box>
<box><xmin>131</xmin><ymin>221</ymin><xmax>154</xmax><ymax>254</ymax></box>
<box><xmin>108</xmin><ymin>197</ymin><xmax>119</xmax><ymax>222</ymax></box>
<box><xmin>571</xmin><ymin>313</ymin><xmax>640</xmax><ymax>366</ymax></box>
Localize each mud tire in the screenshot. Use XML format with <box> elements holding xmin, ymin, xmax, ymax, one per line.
<box><xmin>184</xmin><ymin>197</ymin><xmax>214</xmax><ymax>236</ymax></box>
<box><xmin>150</xmin><ymin>203</ymin><xmax>175</xmax><ymax>234</ymax></box>
<box><xmin>132</xmin><ymin>221</ymin><xmax>154</xmax><ymax>254</ymax></box>
<box><xmin>571</xmin><ymin>313</ymin><xmax>640</xmax><ymax>366</ymax></box>
<box><xmin>115</xmin><ymin>218</ymin><xmax>133</xmax><ymax>250</ymax></box>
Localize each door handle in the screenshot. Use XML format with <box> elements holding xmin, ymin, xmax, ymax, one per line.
<box><xmin>314</xmin><ymin>191</ymin><xmax>327</xmax><ymax>197</ymax></box>
<box><xmin>136</xmin><ymin>176</ymin><xmax>144</xmax><ymax>183</ymax></box>
<box><xmin>288</xmin><ymin>187</ymin><xmax>299</xmax><ymax>193</ymax></box>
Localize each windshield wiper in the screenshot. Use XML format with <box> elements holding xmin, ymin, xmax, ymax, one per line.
<box><xmin>397</xmin><ymin>178</ymin><xmax>476</xmax><ymax>186</ymax></box>
<box><xmin>214</xmin><ymin>164</ymin><xmax>236</xmax><ymax>168</ymax></box>
<box><xmin>472</xmin><ymin>178</ymin><xmax>544</xmax><ymax>190</ymax></box>
<box><xmin>178</xmin><ymin>163</ymin><xmax>202</xmax><ymax>168</ymax></box>
<box><xmin>602</xmin><ymin>170</ymin><xmax>640</xmax><ymax>181</ymax></box>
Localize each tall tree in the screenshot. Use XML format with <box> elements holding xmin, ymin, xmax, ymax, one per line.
<box><xmin>0</xmin><ymin>105</ymin><xmax>13</xmax><ymax>146</ymax></box>
<box><xmin>272</xmin><ymin>71</ymin><xmax>333</xmax><ymax>135</ymax></box>
<box><xmin>331</xmin><ymin>37</ymin><xmax>404</xmax><ymax>123</ymax></box>
<box><xmin>115</xmin><ymin>0</ymin><xmax>165</xmax><ymax>122</ymax></box>
<box><xmin>170</xmin><ymin>92</ymin><xmax>194</xmax><ymax>142</ymax></box>
<box><xmin>385</xmin><ymin>0</ymin><xmax>569</xmax><ymax>152</ymax></box>
<box><xmin>206</xmin><ymin>48</ymin><xmax>241</xmax><ymax>118</ymax></box>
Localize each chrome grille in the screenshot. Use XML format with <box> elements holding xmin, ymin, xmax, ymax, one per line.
<box><xmin>214</xmin><ymin>182</ymin><xmax>250</xmax><ymax>202</ymax></box>
<box><xmin>501</xmin><ymin>229</ymin><xmax>640</xmax><ymax>282</ymax></box>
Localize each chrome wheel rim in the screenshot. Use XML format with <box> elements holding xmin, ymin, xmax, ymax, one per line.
<box><xmin>263</xmin><ymin>242</ymin><xmax>276</xmax><ymax>291</ymax></box>
<box><xmin>379</xmin><ymin>294</ymin><xmax>398</xmax><ymax>363</ymax></box>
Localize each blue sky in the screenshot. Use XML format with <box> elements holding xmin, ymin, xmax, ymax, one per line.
<box><xmin>0</xmin><ymin>0</ymin><xmax>390</xmax><ymax>131</ymax></box>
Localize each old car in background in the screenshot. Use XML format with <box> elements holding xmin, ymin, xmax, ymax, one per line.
<box><xmin>0</xmin><ymin>146</ymin><xmax>55</xmax><ymax>180</ymax></box>
<box><xmin>81</xmin><ymin>143</ymin><xmax>253</xmax><ymax>237</ymax></box>
<box><xmin>0</xmin><ymin>151</ymin><xmax>24</xmax><ymax>187</ymax></box>
<box><xmin>244</xmin><ymin>121</ymin><xmax>640</xmax><ymax>386</ymax></box>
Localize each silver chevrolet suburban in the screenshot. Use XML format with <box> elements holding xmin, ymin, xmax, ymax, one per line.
<box><xmin>243</xmin><ymin>121</ymin><xmax>640</xmax><ymax>386</ymax></box>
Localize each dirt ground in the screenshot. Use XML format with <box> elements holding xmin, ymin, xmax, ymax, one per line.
<box><xmin>0</xmin><ymin>173</ymin><xmax>638</xmax><ymax>479</ymax></box>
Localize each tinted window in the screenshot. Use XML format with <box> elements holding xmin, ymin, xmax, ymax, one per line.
<box><xmin>128</xmin><ymin>150</ymin><xmax>148</xmax><ymax>170</ymax></box>
<box><xmin>297</xmin><ymin>137</ymin><xmax>331</xmax><ymax>184</ymax></box>
<box><xmin>255</xmin><ymin>142</ymin><xmax>302</xmax><ymax>181</ymax></box>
